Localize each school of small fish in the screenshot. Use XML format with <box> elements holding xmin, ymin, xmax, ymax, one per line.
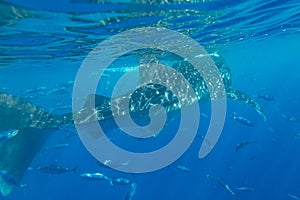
<box><xmin>2</xmin><ymin>85</ymin><xmax>299</xmax><ymax>199</ymax></box>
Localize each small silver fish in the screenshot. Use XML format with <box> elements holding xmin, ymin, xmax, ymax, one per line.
<box><xmin>0</xmin><ymin>129</ymin><xmax>19</xmax><ymax>142</ymax></box>
<box><xmin>231</xmin><ymin>112</ymin><xmax>254</xmax><ymax>127</ymax></box>
<box><xmin>282</xmin><ymin>114</ymin><xmax>300</xmax><ymax>123</ymax></box>
<box><xmin>27</xmin><ymin>167</ymin><xmax>34</xmax><ymax>171</ymax></box>
<box><xmin>206</xmin><ymin>174</ymin><xmax>236</xmax><ymax>196</ymax></box>
<box><xmin>235</xmin><ymin>140</ymin><xmax>256</xmax><ymax>152</ymax></box>
<box><xmin>80</xmin><ymin>173</ymin><xmax>113</xmax><ymax>185</ymax></box>
<box><xmin>200</xmin><ymin>113</ymin><xmax>209</xmax><ymax>118</ymax></box>
<box><xmin>56</xmin><ymin>81</ymin><xmax>74</xmax><ymax>88</ymax></box>
<box><xmin>96</xmin><ymin>160</ymin><xmax>129</xmax><ymax>169</ymax></box>
<box><xmin>24</xmin><ymin>86</ymin><xmax>47</xmax><ymax>94</ymax></box>
<box><xmin>288</xmin><ymin>193</ymin><xmax>300</xmax><ymax>200</ymax></box>
<box><xmin>236</xmin><ymin>186</ymin><xmax>255</xmax><ymax>192</ymax></box>
<box><xmin>44</xmin><ymin>143</ymin><xmax>70</xmax><ymax>151</ymax></box>
<box><xmin>111</xmin><ymin>177</ymin><xmax>130</xmax><ymax>185</ymax></box>
<box><xmin>125</xmin><ymin>182</ymin><xmax>137</xmax><ymax>200</ymax></box>
<box><xmin>176</xmin><ymin>165</ymin><xmax>190</xmax><ymax>172</ymax></box>
<box><xmin>38</xmin><ymin>164</ymin><xmax>77</xmax><ymax>174</ymax></box>
<box><xmin>47</xmin><ymin>87</ymin><xmax>68</xmax><ymax>95</ymax></box>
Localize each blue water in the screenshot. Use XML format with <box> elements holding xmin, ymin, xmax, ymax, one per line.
<box><xmin>1</xmin><ymin>0</ymin><xmax>300</xmax><ymax>199</ymax></box>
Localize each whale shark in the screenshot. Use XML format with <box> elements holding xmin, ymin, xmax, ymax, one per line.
<box><xmin>0</xmin><ymin>57</ymin><xmax>265</xmax><ymax>196</ymax></box>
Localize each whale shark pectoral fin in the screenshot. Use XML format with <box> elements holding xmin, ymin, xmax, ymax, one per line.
<box><xmin>0</xmin><ymin>128</ymin><xmax>52</xmax><ymax>196</ymax></box>
<box><xmin>226</xmin><ymin>88</ymin><xmax>266</xmax><ymax>121</ymax></box>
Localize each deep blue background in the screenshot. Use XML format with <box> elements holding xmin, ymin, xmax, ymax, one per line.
<box><xmin>1</xmin><ymin>0</ymin><xmax>300</xmax><ymax>199</ymax></box>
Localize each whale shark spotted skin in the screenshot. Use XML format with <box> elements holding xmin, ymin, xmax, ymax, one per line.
<box><xmin>0</xmin><ymin>58</ymin><xmax>265</xmax><ymax>196</ymax></box>
<box><xmin>75</xmin><ymin>57</ymin><xmax>265</xmax><ymax>124</ymax></box>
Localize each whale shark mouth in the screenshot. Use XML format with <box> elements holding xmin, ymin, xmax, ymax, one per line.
<box><xmin>0</xmin><ymin>58</ymin><xmax>266</xmax><ymax>196</ymax></box>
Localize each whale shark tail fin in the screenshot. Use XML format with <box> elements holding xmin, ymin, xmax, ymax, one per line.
<box><xmin>0</xmin><ymin>128</ymin><xmax>52</xmax><ymax>196</ymax></box>
<box><xmin>226</xmin><ymin>88</ymin><xmax>266</xmax><ymax>121</ymax></box>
